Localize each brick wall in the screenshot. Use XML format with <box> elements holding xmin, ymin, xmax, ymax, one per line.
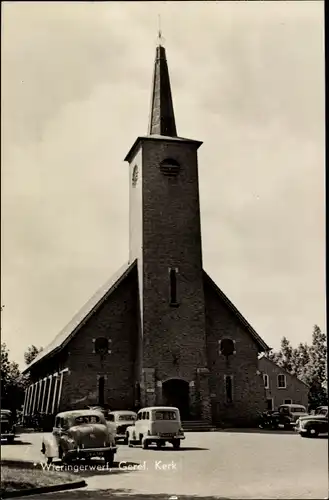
<box><xmin>258</xmin><ymin>357</ymin><xmax>309</xmax><ymax>409</ymax></box>
<box><xmin>204</xmin><ymin>277</ymin><xmax>266</xmax><ymax>426</ymax></box>
<box><xmin>138</xmin><ymin>139</ymin><xmax>209</xmax><ymax>379</ymax></box>
<box><xmin>55</xmin><ymin>265</ymin><xmax>139</xmax><ymax>412</ymax></box>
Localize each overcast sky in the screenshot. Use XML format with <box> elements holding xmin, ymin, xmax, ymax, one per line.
<box><xmin>1</xmin><ymin>1</ymin><xmax>325</xmax><ymax>368</ymax></box>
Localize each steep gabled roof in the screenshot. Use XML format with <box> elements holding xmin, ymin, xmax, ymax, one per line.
<box><xmin>24</xmin><ymin>260</ymin><xmax>137</xmax><ymax>373</ymax></box>
<box><xmin>203</xmin><ymin>270</ymin><xmax>270</xmax><ymax>352</ymax></box>
<box><xmin>258</xmin><ymin>354</ymin><xmax>310</xmax><ymax>387</ymax></box>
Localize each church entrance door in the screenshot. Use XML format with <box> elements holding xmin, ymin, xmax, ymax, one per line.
<box><xmin>162</xmin><ymin>379</ymin><xmax>190</xmax><ymax>420</ymax></box>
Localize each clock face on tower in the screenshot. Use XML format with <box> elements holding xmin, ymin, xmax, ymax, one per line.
<box><xmin>132</xmin><ymin>165</ymin><xmax>138</xmax><ymax>187</ymax></box>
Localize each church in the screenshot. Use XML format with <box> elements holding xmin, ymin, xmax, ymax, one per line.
<box><xmin>23</xmin><ymin>40</ymin><xmax>270</xmax><ymax>427</ymax></box>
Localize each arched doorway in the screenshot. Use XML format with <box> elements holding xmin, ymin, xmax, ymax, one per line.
<box><xmin>162</xmin><ymin>378</ymin><xmax>190</xmax><ymax>420</ymax></box>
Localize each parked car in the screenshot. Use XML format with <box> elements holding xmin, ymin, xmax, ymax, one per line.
<box><xmin>87</xmin><ymin>405</ymin><xmax>110</xmax><ymax>419</ymax></box>
<box><xmin>41</xmin><ymin>410</ymin><xmax>117</xmax><ymax>465</ymax></box>
<box><xmin>126</xmin><ymin>406</ymin><xmax>185</xmax><ymax>449</ymax></box>
<box><xmin>295</xmin><ymin>406</ymin><xmax>328</xmax><ymax>438</ymax></box>
<box><xmin>107</xmin><ymin>411</ymin><xmax>137</xmax><ymax>443</ymax></box>
<box><xmin>258</xmin><ymin>410</ymin><xmax>280</xmax><ymax>430</ymax></box>
<box><xmin>275</xmin><ymin>404</ymin><xmax>307</xmax><ymax>429</ymax></box>
<box><xmin>1</xmin><ymin>409</ymin><xmax>17</xmax><ymax>444</ymax></box>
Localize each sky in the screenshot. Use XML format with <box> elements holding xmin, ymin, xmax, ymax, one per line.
<box><xmin>1</xmin><ymin>1</ymin><xmax>325</xmax><ymax>368</ymax></box>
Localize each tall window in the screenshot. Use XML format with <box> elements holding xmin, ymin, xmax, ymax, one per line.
<box><xmin>98</xmin><ymin>376</ymin><xmax>105</xmax><ymax>406</ymax></box>
<box><xmin>263</xmin><ymin>374</ymin><xmax>269</xmax><ymax>389</ymax></box>
<box><xmin>169</xmin><ymin>268</ymin><xmax>179</xmax><ymax>306</ymax></box>
<box><xmin>224</xmin><ymin>375</ymin><xmax>233</xmax><ymax>404</ymax></box>
<box><xmin>277</xmin><ymin>374</ymin><xmax>287</xmax><ymax>389</ymax></box>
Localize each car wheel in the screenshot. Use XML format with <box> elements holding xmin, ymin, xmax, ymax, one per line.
<box><xmin>142</xmin><ymin>438</ymin><xmax>149</xmax><ymax>449</ymax></box>
<box><xmin>307</xmin><ymin>428</ymin><xmax>319</xmax><ymax>438</ymax></box>
<box><xmin>172</xmin><ymin>439</ymin><xmax>180</xmax><ymax>450</ymax></box>
<box><xmin>104</xmin><ymin>450</ymin><xmax>114</xmax><ymax>467</ymax></box>
<box><xmin>7</xmin><ymin>436</ymin><xmax>15</xmax><ymax>444</ymax></box>
<box><xmin>123</xmin><ymin>435</ymin><xmax>128</xmax><ymax>445</ymax></box>
<box><xmin>156</xmin><ymin>441</ymin><xmax>163</xmax><ymax>449</ymax></box>
<box><xmin>47</xmin><ymin>457</ymin><xmax>53</xmax><ymax>465</ymax></box>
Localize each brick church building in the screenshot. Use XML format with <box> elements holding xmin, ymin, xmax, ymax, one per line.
<box><xmin>23</xmin><ymin>40</ymin><xmax>270</xmax><ymax>427</ymax></box>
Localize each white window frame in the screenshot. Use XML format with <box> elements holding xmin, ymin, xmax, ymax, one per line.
<box><xmin>263</xmin><ymin>374</ymin><xmax>269</xmax><ymax>389</ymax></box>
<box><xmin>277</xmin><ymin>374</ymin><xmax>287</xmax><ymax>389</ymax></box>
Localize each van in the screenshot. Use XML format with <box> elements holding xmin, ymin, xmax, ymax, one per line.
<box><xmin>125</xmin><ymin>406</ymin><xmax>185</xmax><ymax>449</ymax></box>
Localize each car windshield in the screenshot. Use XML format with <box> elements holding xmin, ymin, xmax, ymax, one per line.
<box><xmin>154</xmin><ymin>410</ymin><xmax>177</xmax><ymax>420</ymax></box>
<box><xmin>74</xmin><ymin>415</ymin><xmax>101</xmax><ymax>425</ymax></box>
<box><xmin>291</xmin><ymin>407</ymin><xmax>306</xmax><ymax>413</ymax></box>
<box><xmin>118</xmin><ymin>414</ymin><xmax>136</xmax><ymax>421</ymax></box>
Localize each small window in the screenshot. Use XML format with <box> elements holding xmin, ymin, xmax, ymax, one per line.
<box><xmin>137</xmin><ymin>413</ymin><xmax>142</xmax><ymax>420</ymax></box>
<box><xmin>277</xmin><ymin>374</ymin><xmax>286</xmax><ymax>389</ymax></box>
<box><xmin>219</xmin><ymin>339</ymin><xmax>235</xmax><ymax>357</ymax></box>
<box><xmin>263</xmin><ymin>374</ymin><xmax>269</xmax><ymax>389</ymax></box>
<box><xmin>142</xmin><ymin>412</ymin><xmax>146</xmax><ymax>420</ymax></box>
<box><xmin>107</xmin><ymin>414</ymin><xmax>115</xmax><ymax>422</ymax></box>
<box><xmin>160</xmin><ymin>158</ymin><xmax>180</xmax><ymax>176</ymax></box>
<box><xmin>95</xmin><ymin>337</ymin><xmax>109</xmax><ymax>355</ymax></box>
<box><xmin>224</xmin><ymin>375</ymin><xmax>233</xmax><ymax>404</ymax></box>
<box><xmin>145</xmin><ymin>411</ymin><xmax>150</xmax><ymax>420</ymax></box>
<box><xmin>284</xmin><ymin>399</ymin><xmax>292</xmax><ymax>404</ymax></box>
<box><xmin>169</xmin><ymin>268</ymin><xmax>179</xmax><ymax>306</ymax></box>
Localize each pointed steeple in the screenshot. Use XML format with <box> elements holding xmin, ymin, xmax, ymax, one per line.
<box><xmin>148</xmin><ymin>33</ymin><xmax>177</xmax><ymax>137</ymax></box>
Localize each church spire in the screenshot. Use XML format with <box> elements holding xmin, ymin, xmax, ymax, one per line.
<box><xmin>148</xmin><ymin>29</ymin><xmax>177</xmax><ymax>137</ymax></box>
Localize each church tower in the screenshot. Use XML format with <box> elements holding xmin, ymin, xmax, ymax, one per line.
<box><xmin>125</xmin><ymin>40</ymin><xmax>211</xmax><ymax>421</ymax></box>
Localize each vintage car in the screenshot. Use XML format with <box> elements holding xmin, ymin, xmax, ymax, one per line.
<box><xmin>107</xmin><ymin>411</ymin><xmax>137</xmax><ymax>443</ymax></box>
<box><xmin>126</xmin><ymin>406</ymin><xmax>185</xmax><ymax>449</ymax></box>
<box><xmin>276</xmin><ymin>404</ymin><xmax>307</xmax><ymax>429</ymax></box>
<box><xmin>41</xmin><ymin>410</ymin><xmax>117</xmax><ymax>465</ymax></box>
<box><xmin>295</xmin><ymin>405</ymin><xmax>328</xmax><ymax>438</ymax></box>
<box><xmin>1</xmin><ymin>409</ymin><xmax>17</xmax><ymax>443</ymax></box>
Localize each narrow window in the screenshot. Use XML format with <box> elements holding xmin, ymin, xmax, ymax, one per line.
<box><xmin>98</xmin><ymin>376</ymin><xmax>105</xmax><ymax>406</ymax></box>
<box><xmin>263</xmin><ymin>374</ymin><xmax>269</xmax><ymax>389</ymax></box>
<box><xmin>224</xmin><ymin>375</ymin><xmax>233</xmax><ymax>404</ymax></box>
<box><xmin>169</xmin><ymin>268</ymin><xmax>178</xmax><ymax>306</ymax></box>
<box><xmin>266</xmin><ymin>399</ymin><xmax>274</xmax><ymax>411</ymax></box>
<box><xmin>284</xmin><ymin>399</ymin><xmax>292</xmax><ymax>404</ymax></box>
<box><xmin>277</xmin><ymin>374</ymin><xmax>286</xmax><ymax>389</ymax></box>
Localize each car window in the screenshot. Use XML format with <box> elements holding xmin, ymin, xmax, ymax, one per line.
<box><xmin>291</xmin><ymin>407</ymin><xmax>306</xmax><ymax>413</ymax></box>
<box><xmin>107</xmin><ymin>414</ymin><xmax>115</xmax><ymax>422</ymax></box>
<box><xmin>119</xmin><ymin>414</ymin><xmax>136</xmax><ymax>421</ymax></box>
<box><xmin>154</xmin><ymin>410</ymin><xmax>178</xmax><ymax>420</ymax></box>
<box><xmin>55</xmin><ymin>417</ymin><xmax>61</xmax><ymax>428</ymax></box>
<box><xmin>137</xmin><ymin>413</ymin><xmax>142</xmax><ymax>420</ymax></box>
<box><xmin>75</xmin><ymin>415</ymin><xmax>101</xmax><ymax>425</ymax></box>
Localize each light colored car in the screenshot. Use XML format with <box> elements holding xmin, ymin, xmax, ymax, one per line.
<box><xmin>107</xmin><ymin>411</ymin><xmax>137</xmax><ymax>443</ymax></box>
<box><xmin>126</xmin><ymin>406</ymin><xmax>185</xmax><ymax>449</ymax></box>
<box><xmin>41</xmin><ymin>410</ymin><xmax>117</xmax><ymax>465</ymax></box>
<box><xmin>277</xmin><ymin>404</ymin><xmax>307</xmax><ymax>428</ymax></box>
<box><xmin>296</xmin><ymin>406</ymin><xmax>328</xmax><ymax>438</ymax></box>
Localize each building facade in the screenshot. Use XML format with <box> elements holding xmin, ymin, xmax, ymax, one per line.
<box><xmin>23</xmin><ymin>41</ymin><xmax>270</xmax><ymax>427</ymax></box>
<box><xmin>258</xmin><ymin>356</ymin><xmax>309</xmax><ymax>410</ymax></box>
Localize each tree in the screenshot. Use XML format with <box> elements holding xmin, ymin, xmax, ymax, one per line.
<box><xmin>1</xmin><ymin>343</ymin><xmax>26</xmax><ymax>412</ymax></box>
<box><xmin>266</xmin><ymin>325</ymin><xmax>327</xmax><ymax>410</ymax></box>
<box><xmin>24</xmin><ymin>345</ymin><xmax>43</xmax><ymax>365</ymax></box>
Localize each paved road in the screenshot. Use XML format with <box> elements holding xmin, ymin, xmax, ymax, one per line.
<box><xmin>1</xmin><ymin>430</ymin><xmax>328</xmax><ymax>499</ymax></box>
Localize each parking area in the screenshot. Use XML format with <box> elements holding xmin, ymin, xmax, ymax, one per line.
<box><xmin>1</xmin><ymin>430</ymin><xmax>328</xmax><ymax>499</ymax></box>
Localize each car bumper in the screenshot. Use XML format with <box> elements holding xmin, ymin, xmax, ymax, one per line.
<box><xmin>115</xmin><ymin>434</ymin><xmax>127</xmax><ymax>441</ymax></box>
<box><xmin>66</xmin><ymin>446</ymin><xmax>117</xmax><ymax>457</ymax></box>
<box><xmin>146</xmin><ymin>435</ymin><xmax>185</xmax><ymax>441</ymax></box>
<box><xmin>1</xmin><ymin>433</ymin><xmax>15</xmax><ymax>438</ymax></box>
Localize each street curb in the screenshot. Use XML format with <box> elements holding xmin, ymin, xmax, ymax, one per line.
<box><xmin>1</xmin><ymin>480</ymin><xmax>87</xmax><ymax>498</ymax></box>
